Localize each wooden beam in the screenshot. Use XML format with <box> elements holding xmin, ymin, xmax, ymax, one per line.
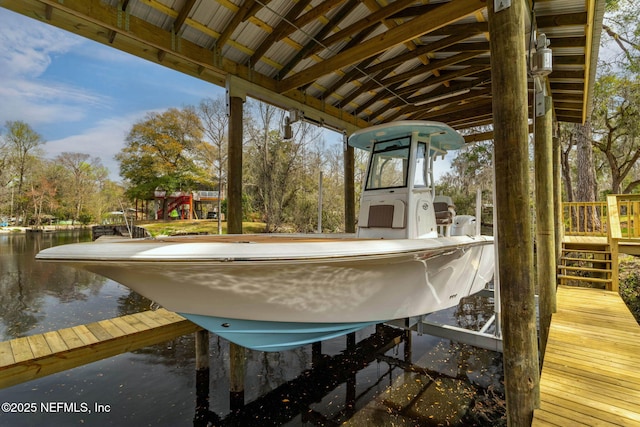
<box><xmin>303</xmin><ymin>0</ymin><xmax>419</xmax><ymax>59</ymax></box>
<box><xmin>333</xmin><ymin>31</ymin><xmax>486</xmax><ymax>107</ymax></box>
<box><xmin>536</xmin><ymin>12</ymin><xmax>588</xmax><ymax>27</ymax></box>
<box><xmin>216</xmin><ymin>0</ymin><xmax>257</xmax><ymax>49</ymax></box>
<box><xmin>173</xmin><ymin>0</ymin><xmax>196</xmax><ymax>35</ymax></box>
<box><xmin>278</xmin><ymin>0</ymin><xmax>487</xmax><ymax>93</ymax></box>
<box><xmin>397</xmin><ymin>65</ymin><xmax>491</xmax><ymax>98</ymax></box>
<box><xmin>249</xmin><ymin>0</ymin><xmax>314</xmax><ymax>66</ymax></box>
<box><xmin>278</xmin><ymin>0</ymin><xmax>360</xmax><ymax>79</ymax></box>
<box><xmin>489</xmin><ymin>0</ymin><xmax>540</xmax><ymax>424</ymax></box>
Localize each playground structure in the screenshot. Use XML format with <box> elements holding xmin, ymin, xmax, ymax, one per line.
<box><xmin>154</xmin><ymin>190</ymin><xmax>222</xmax><ymax>220</ymax></box>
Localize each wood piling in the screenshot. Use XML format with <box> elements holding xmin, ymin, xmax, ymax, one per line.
<box><xmin>229</xmin><ymin>342</ymin><xmax>246</xmax><ymax>412</ymax></box>
<box><xmin>344</xmin><ymin>140</ymin><xmax>356</xmax><ymax>233</ymax></box>
<box><xmin>227</xmin><ymin>94</ymin><xmax>244</xmax><ymax>235</ymax></box>
<box><xmin>488</xmin><ymin>0</ymin><xmax>540</xmax><ymax>424</ymax></box>
<box><xmin>535</xmin><ymin>94</ymin><xmax>557</xmax><ymax>359</ymax></box>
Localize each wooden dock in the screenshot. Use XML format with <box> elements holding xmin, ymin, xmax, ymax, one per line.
<box><xmin>0</xmin><ymin>309</ymin><xmax>201</xmax><ymax>389</ymax></box>
<box><xmin>532</xmin><ymin>285</ymin><xmax>640</xmax><ymax>426</ymax></box>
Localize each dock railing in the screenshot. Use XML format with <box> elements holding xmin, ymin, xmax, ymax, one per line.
<box><xmin>562</xmin><ymin>201</ymin><xmax>608</xmax><ymax>236</ymax></box>
<box><xmin>562</xmin><ymin>195</ymin><xmax>640</xmax><ymax>292</ymax></box>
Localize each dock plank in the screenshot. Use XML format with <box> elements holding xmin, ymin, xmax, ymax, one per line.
<box><xmin>11</xmin><ymin>337</ymin><xmax>34</xmax><ymax>363</ymax></box>
<box><xmin>0</xmin><ymin>342</ymin><xmax>14</xmax><ymax>366</ymax></box>
<box><xmin>533</xmin><ymin>286</ymin><xmax>640</xmax><ymax>426</ymax></box>
<box><xmin>42</xmin><ymin>331</ymin><xmax>68</xmax><ymax>353</ymax></box>
<box><xmin>0</xmin><ymin>309</ymin><xmax>201</xmax><ymax>389</ymax></box>
<box><xmin>27</xmin><ymin>334</ymin><xmax>52</xmax><ymax>358</ymax></box>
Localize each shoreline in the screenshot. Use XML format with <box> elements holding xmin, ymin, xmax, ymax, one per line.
<box><xmin>0</xmin><ymin>225</ymin><xmax>89</xmax><ymax>234</ymax></box>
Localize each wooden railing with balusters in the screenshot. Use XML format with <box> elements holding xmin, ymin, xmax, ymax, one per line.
<box><xmin>562</xmin><ymin>201</ymin><xmax>608</xmax><ymax>236</ymax></box>
<box><xmin>561</xmin><ymin>195</ymin><xmax>640</xmax><ymax>292</ymax></box>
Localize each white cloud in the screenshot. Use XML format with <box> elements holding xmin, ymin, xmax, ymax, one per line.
<box><xmin>0</xmin><ymin>9</ymin><xmax>107</xmax><ymax>125</ymax></box>
<box><xmin>45</xmin><ymin>114</ymin><xmax>142</xmax><ymax>182</ymax></box>
<box><xmin>0</xmin><ymin>10</ymin><xmax>79</xmax><ymax>77</ymax></box>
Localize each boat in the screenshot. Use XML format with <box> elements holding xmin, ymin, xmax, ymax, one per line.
<box><xmin>36</xmin><ymin>121</ymin><xmax>494</xmax><ymax>352</ymax></box>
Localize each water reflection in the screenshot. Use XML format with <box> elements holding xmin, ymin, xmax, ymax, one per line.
<box><xmin>0</xmin><ymin>232</ymin><xmax>505</xmax><ymax>426</ymax></box>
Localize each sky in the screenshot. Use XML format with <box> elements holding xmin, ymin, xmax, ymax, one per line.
<box><xmin>0</xmin><ymin>8</ymin><xmax>227</xmax><ymax>181</ymax></box>
<box><xmin>0</xmin><ymin>7</ymin><xmax>455</xmax><ymax>184</ymax></box>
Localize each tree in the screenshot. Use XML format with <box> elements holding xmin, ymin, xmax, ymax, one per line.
<box><xmin>116</xmin><ymin>107</ymin><xmax>205</xmax><ymax>219</ymax></box>
<box><xmin>245</xmin><ymin>102</ymin><xmax>304</xmax><ymax>231</ymax></box>
<box><xmin>436</xmin><ymin>141</ymin><xmax>493</xmax><ymax>216</ymax></box>
<box><xmin>586</xmin><ymin>0</ymin><xmax>640</xmax><ymax>195</ymax></box>
<box><xmin>197</xmin><ymin>97</ymin><xmax>228</xmax><ymax>233</ymax></box>
<box><xmin>55</xmin><ymin>152</ymin><xmax>108</xmax><ymax>224</ymax></box>
<box><xmin>1</xmin><ymin>121</ymin><xmax>45</xmax><ymax>224</ymax></box>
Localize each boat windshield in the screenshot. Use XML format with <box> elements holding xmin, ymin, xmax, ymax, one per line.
<box><xmin>366</xmin><ymin>137</ymin><xmax>410</xmax><ymax>190</ymax></box>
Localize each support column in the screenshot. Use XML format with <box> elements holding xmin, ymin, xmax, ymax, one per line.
<box><xmin>227</xmin><ymin>95</ymin><xmax>244</xmax><ymax>235</ymax></box>
<box><xmin>535</xmin><ymin>94</ymin><xmax>557</xmax><ymax>360</ymax></box>
<box><xmin>488</xmin><ymin>0</ymin><xmax>540</xmax><ymax>424</ymax></box>
<box><xmin>344</xmin><ymin>135</ymin><xmax>356</xmax><ymax>233</ymax></box>
<box><xmin>553</xmin><ymin>128</ymin><xmax>564</xmax><ymax>264</ymax></box>
<box><xmin>229</xmin><ymin>342</ymin><xmax>245</xmax><ymax>412</ymax></box>
<box><xmin>194</xmin><ymin>330</ymin><xmax>210</xmax><ymax>425</ymax></box>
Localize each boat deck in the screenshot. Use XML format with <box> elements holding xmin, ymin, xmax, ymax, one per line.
<box><xmin>0</xmin><ymin>309</ymin><xmax>201</xmax><ymax>389</ymax></box>
<box><xmin>123</xmin><ymin>233</ymin><xmax>363</xmax><ymax>244</ymax></box>
<box><xmin>532</xmin><ymin>285</ymin><xmax>640</xmax><ymax>426</ymax></box>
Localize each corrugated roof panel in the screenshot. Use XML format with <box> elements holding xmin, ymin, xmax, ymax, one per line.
<box><xmin>181</xmin><ymin>25</ymin><xmax>214</xmax><ymax>49</ymax></box>
<box><xmin>535</xmin><ymin>1</ymin><xmax>585</xmax><ymax>15</ymax></box>
<box><xmin>129</xmin><ymin>0</ymin><xmax>175</xmax><ymax>31</ymax></box>
<box><xmin>255</xmin><ymin>0</ymin><xmax>297</xmax><ymax>27</ymax></box>
<box><xmin>542</xmin><ymin>26</ymin><xmax>586</xmax><ymax>38</ymax></box>
<box><xmin>332</xmin><ymin>2</ymin><xmax>371</xmax><ymax>28</ymax></box>
<box><xmin>190</xmin><ymin>0</ymin><xmax>223</xmax><ymax>28</ymax></box>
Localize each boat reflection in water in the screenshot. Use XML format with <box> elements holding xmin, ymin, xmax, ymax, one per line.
<box><xmin>191</xmin><ymin>304</ymin><xmax>505</xmax><ymax>427</ymax></box>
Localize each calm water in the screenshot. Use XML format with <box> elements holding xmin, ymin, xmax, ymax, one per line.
<box><xmin>0</xmin><ymin>231</ymin><xmax>505</xmax><ymax>426</ymax></box>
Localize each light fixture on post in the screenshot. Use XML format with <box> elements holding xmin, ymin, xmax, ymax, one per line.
<box><xmin>532</xmin><ymin>33</ymin><xmax>553</xmax><ymax>117</ymax></box>
<box><xmin>283</xmin><ymin>115</ymin><xmax>293</xmax><ymax>140</ymax></box>
<box><xmin>532</xmin><ymin>33</ymin><xmax>553</xmax><ymax>77</ymax></box>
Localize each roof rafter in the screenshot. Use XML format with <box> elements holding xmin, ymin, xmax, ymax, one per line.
<box><xmin>173</xmin><ymin>0</ymin><xmax>196</xmax><ymax>35</ymax></box>
<box><xmin>303</xmin><ymin>0</ymin><xmax>421</xmax><ymax>60</ymax></box>
<box><xmin>278</xmin><ymin>0</ymin><xmax>360</xmax><ymax>79</ymax></box>
<box><xmin>248</xmin><ymin>0</ymin><xmax>314</xmax><ymax>65</ymax></box>
<box><xmin>278</xmin><ymin>0</ymin><xmax>487</xmax><ymax>93</ymax></box>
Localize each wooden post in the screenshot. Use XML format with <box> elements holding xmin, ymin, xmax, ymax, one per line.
<box><xmin>488</xmin><ymin>0</ymin><xmax>540</xmax><ymax>424</ymax></box>
<box><xmin>194</xmin><ymin>330</ymin><xmax>210</xmax><ymax>423</ymax></box>
<box><xmin>535</xmin><ymin>94</ymin><xmax>557</xmax><ymax>359</ymax></box>
<box><xmin>227</xmin><ymin>95</ymin><xmax>244</xmax><ymax>235</ymax></box>
<box><xmin>312</xmin><ymin>342</ymin><xmax>322</xmax><ymax>366</ymax></box>
<box><xmin>229</xmin><ymin>342</ymin><xmax>245</xmax><ymax>412</ymax></box>
<box><xmin>553</xmin><ymin>128</ymin><xmax>563</xmax><ymax>265</ymax></box>
<box><xmin>344</xmin><ymin>136</ymin><xmax>356</xmax><ymax>233</ymax></box>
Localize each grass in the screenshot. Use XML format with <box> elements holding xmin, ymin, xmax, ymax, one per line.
<box><xmin>137</xmin><ymin>220</ymin><xmax>267</xmax><ymax>237</ymax></box>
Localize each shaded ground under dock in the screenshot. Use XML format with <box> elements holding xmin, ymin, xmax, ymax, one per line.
<box><xmin>532</xmin><ymin>285</ymin><xmax>640</xmax><ymax>426</ymax></box>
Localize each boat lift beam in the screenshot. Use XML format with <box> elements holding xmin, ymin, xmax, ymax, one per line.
<box><xmin>415</xmin><ymin>316</ymin><xmax>503</xmax><ymax>353</ymax></box>
<box><xmin>386</xmin><ymin>287</ymin><xmax>503</xmax><ymax>353</ymax></box>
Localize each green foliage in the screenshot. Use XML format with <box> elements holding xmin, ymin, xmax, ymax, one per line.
<box><xmin>436</xmin><ymin>141</ymin><xmax>493</xmax><ymax>217</ymax></box>
<box><xmin>78</xmin><ymin>212</ymin><xmax>93</xmax><ymax>225</ymax></box>
<box><xmin>620</xmin><ymin>270</ymin><xmax>640</xmax><ymax>322</ymax></box>
<box><xmin>116</xmin><ymin>107</ymin><xmax>208</xmax><ymax>200</ymax></box>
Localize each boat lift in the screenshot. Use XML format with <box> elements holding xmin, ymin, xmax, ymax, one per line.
<box><xmin>387</xmin><ymin>190</ymin><xmax>503</xmax><ymax>353</ymax></box>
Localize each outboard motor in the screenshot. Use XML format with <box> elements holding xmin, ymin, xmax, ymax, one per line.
<box><xmin>450</xmin><ymin>215</ymin><xmax>477</xmax><ymax>236</ymax></box>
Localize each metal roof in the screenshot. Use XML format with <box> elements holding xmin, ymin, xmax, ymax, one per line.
<box><xmin>2</xmin><ymin>0</ymin><xmax>605</xmax><ymax>139</ymax></box>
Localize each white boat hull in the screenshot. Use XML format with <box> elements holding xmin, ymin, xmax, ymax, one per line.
<box><xmin>37</xmin><ymin>234</ymin><xmax>494</xmax><ymax>350</ymax></box>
